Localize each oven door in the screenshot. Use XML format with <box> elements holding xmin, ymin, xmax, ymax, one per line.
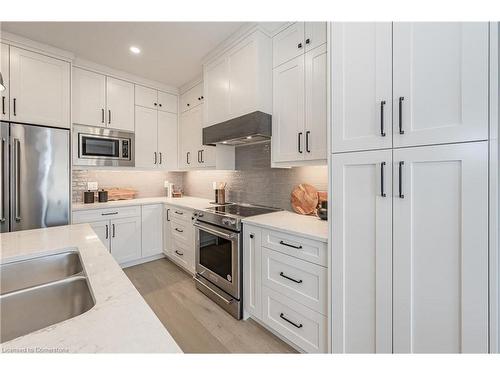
<box><xmin>194</xmin><ymin>221</ymin><xmax>241</xmax><ymax>299</ymax></box>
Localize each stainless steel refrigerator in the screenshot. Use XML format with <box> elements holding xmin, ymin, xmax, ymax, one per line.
<box><xmin>1</xmin><ymin>122</ymin><xmax>70</xmax><ymax>233</ymax></box>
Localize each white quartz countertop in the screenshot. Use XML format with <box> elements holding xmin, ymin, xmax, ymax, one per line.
<box><xmin>242</xmin><ymin>211</ymin><xmax>328</xmax><ymax>242</ymax></box>
<box><xmin>72</xmin><ymin>196</ymin><xmax>213</xmax><ymax>211</ymax></box>
<box><xmin>0</xmin><ymin>224</ymin><xmax>182</xmax><ymax>353</ymax></box>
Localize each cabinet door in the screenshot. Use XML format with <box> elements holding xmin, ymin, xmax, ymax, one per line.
<box><xmin>110</xmin><ymin>216</ymin><xmax>142</xmax><ymax>264</ymax></box>
<box><xmin>304</xmin><ymin>22</ymin><xmax>327</xmax><ymax>52</ymax></box>
<box><xmin>106</xmin><ymin>77</ymin><xmax>135</xmax><ymax>131</ymax></box>
<box><xmin>304</xmin><ymin>44</ymin><xmax>327</xmax><ymax>161</ymax></box>
<box><xmin>158</xmin><ymin>91</ymin><xmax>178</xmax><ymax>113</ymax></box>
<box><xmin>134</xmin><ymin>106</ymin><xmax>158</xmax><ymax>168</ymax></box>
<box><xmin>273</xmin><ymin>22</ymin><xmax>305</xmax><ymax>68</ymax></box>
<box><xmin>158</xmin><ymin>110</ymin><xmax>178</xmax><ymax>170</ymax></box>
<box><xmin>1</xmin><ymin>43</ymin><xmax>9</xmax><ymax>120</ymax></box>
<box><xmin>164</xmin><ymin>206</ymin><xmax>173</xmax><ymax>253</ymax></box>
<box><xmin>72</xmin><ymin>67</ymin><xmax>106</xmax><ymax>127</ymax></box>
<box><xmin>180</xmin><ymin>83</ymin><xmax>203</xmax><ymax>113</ymax></box>
<box><xmin>243</xmin><ymin>225</ymin><xmax>262</xmax><ymax>319</ymax></box>
<box><xmin>228</xmin><ymin>36</ymin><xmax>258</xmax><ymax>118</ymax></box>
<box><xmin>393</xmin><ymin>142</ymin><xmax>488</xmax><ymax>353</ymax></box>
<box><xmin>179</xmin><ymin>108</ymin><xmax>196</xmax><ymax>168</ymax></box>
<box><xmin>272</xmin><ymin>55</ymin><xmax>305</xmax><ymax>163</ymax></box>
<box><xmin>135</xmin><ymin>85</ymin><xmax>158</xmax><ymax>110</ymax></box>
<box><xmin>393</xmin><ymin>22</ymin><xmax>488</xmax><ymax>147</ymax></box>
<box><xmin>332</xmin><ymin>22</ymin><xmax>392</xmax><ymax>153</ymax></box>
<box><xmin>89</xmin><ymin>220</ymin><xmax>110</xmax><ymax>251</ymax></box>
<box><xmin>332</xmin><ymin>149</ymin><xmax>392</xmax><ymax>353</ymax></box>
<box><xmin>141</xmin><ymin>204</ymin><xmax>163</xmax><ymax>258</ymax></box>
<box><xmin>9</xmin><ymin>47</ymin><xmax>70</xmax><ymax>128</ymax></box>
<box><xmin>203</xmin><ymin>57</ymin><xmax>229</xmax><ymax>126</ymax></box>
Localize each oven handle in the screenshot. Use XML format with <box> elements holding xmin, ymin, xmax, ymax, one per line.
<box><xmin>194</xmin><ymin>275</ymin><xmax>234</xmax><ymax>305</ymax></box>
<box><xmin>193</xmin><ymin>222</ymin><xmax>238</xmax><ymax>240</ymax></box>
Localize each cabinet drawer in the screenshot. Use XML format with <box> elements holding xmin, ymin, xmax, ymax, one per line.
<box><xmin>171</xmin><ymin>218</ymin><xmax>192</xmax><ymax>243</ymax></box>
<box><xmin>73</xmin><ymin>206</ymin><xmax>141</xmax><ymax>224</ymax></box>
<box><xmin>261</xmin><ymin>229</ymin><xmax>327</xmax><ymax>266</ymax></box>
<box><xmin>262</xmin><ymin>286</ymin><xmax>327</xmax><ymax>353</ymax></box>
<box><xmin>169</xmin><ymin>207</ymin><xmax>192</xmax><ymax>222</ymax></box>
<box><xmin>262</xmin><ymin>247</ymin><xmax>327</xmax><ymax>314</ymax></box>
<box><xmin>169</xmin><ymin>238</ymin><xmax>194</xmax><ymax>272</ymax></box>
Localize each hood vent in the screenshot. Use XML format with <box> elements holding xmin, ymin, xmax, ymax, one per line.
<box><xmin>203</xmin><ymin>111</ymin><xmax>272</xmax><ymax>146</ymax></box>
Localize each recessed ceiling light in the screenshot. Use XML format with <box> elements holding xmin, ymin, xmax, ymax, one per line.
<box><xmin>246</xmin><ymin>136</ymin><xmax>252</xmax><ymax>140</ymax></box>
<box><xmin>222</xmin><ymin>141</ymin><xmax>228</xmax><ymax>144</ymax></box>
<box><xmin>129</xmin><ymin>46</ymin><xmax>141</xmax><ymax>54</ymax></box>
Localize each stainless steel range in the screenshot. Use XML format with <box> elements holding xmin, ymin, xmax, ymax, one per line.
<box><xmin>193</xmin><ymin>203</ymin><xmax>281</xmax><ymax>319</ymax></box>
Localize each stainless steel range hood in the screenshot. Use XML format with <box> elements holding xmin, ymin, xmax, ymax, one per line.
<box><xmin>202</xmin><ymin>111</ymin><xmax>271</xmax><ymax>146</ymax></box>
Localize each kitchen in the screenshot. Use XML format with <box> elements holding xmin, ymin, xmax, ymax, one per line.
<box><xmin>0</xmin><ymin>8</ymin><xmax>499</xmax><ymax>369</ymax></box>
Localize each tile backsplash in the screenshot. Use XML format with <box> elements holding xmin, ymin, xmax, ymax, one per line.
<box><xmin>183</xmin><ymin>142</ymin><xmax>328</xmax><ymax>211</ymax></box>
<box><xmin>72</xmin><ymin>142</ymin><xmax>328</xmax><ymax>211</ymax></box>
<box><xmin>72</xmin><ymin>170</ymin><xmax>183</xmax><ymax>203</ymax></box>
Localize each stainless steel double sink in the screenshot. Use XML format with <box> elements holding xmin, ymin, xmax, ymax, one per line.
<box><xmin>0</xmin><ymin>250</ymin><xmax>95</xmax><ymax>343</ymax></box>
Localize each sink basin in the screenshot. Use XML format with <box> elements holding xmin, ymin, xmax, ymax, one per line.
<box><xmin>0</xmin><ymin>250</ymin><xmax>83</xmax><ymax>295</ymax></box>
<box><xmin>0</xmin><ymin>276</ymin><xmax>95</xmax><ymax>343</ymax></box>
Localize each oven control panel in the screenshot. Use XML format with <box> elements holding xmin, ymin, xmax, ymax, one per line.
<box><xmin>222</xmin><ymin>217</ymin><xmax>237</xmax><ymax>227</ymax></box>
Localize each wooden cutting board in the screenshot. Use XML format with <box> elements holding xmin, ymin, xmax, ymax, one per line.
<box><xmin>291</xmin><ymin>184</ymin><xmax>319</xmax><ymax>215</ymax></box>
<box><xmin>107</xmin><ymin>188</ymin><xmax>138</xmax><ymax>201</ymax></box>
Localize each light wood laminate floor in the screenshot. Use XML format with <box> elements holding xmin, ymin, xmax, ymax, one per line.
<box><xmin>124</xmin><ymin>258</ymin><xmax>296</xmax><ymax>353</ymax></box>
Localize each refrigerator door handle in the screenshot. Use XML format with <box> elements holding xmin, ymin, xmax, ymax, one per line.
<box><xmin>13</xmin><ymin>138</ymin><xmax>21</xmax><ymax>222</ymax></box>
<box><xmin>0</xmin><ymin>137</ymin><xmax>5</xmax><ymax>222</ymax></box>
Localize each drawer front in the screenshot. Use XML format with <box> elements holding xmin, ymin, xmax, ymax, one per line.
<box><xmin>169</xmin><ymin>206</ymin><xmax>192</xmax><ymax>223</ymax></box>
<box><xmin>73</xmin><ymin>206</ymin><xmax>141</xmax><ymax>224</ymax></box>
<box><xmin>261</xmin><ymin>229</ymin><xmax>327</xmax><ymax>266</ymax></box>
<box><xmin>171</xmin><ymin>218</ymin><xmax>192</xmax><ymax>243</ymax></box>
<box><xmin>262</xmin><ymin>286</ymin><xmax>327</xmax><ymax>353</ymax></box>
<box><xmin>169</xmin><ymin>238</ymin><xmax>194</xmax><ymax>273</ymax></box>
<box><xmin>262</xmin><ymin>247</ymin><xmax>327</xmax><ymax>314</ymax></box>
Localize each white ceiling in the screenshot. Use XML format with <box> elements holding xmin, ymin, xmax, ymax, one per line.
<box><xmin>0</xmin><ymin>22</ymin><xmax>247</xmax><ymax>87</ymax></box>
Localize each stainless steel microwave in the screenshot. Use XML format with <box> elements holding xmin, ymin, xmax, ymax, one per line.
<box><xmin>73</xmin><ymin>125</ymin><xmax>134</xmax><ymax>167</ymax></box>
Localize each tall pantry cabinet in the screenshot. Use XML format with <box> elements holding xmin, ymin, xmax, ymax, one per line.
<box><xmin>331</xmin><ymin>22</ymin><xmax>491</xmax><ymax>353</ymax></box>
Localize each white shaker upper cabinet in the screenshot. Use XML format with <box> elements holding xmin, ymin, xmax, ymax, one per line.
<box><xmin>393</xmin><ymin>22</ymin><xmax>489</xmax><ymax>147</ymax></box>
<box><xmin>135</xmin><ymin>85</ymin><xmax>158</xmax><ymax>110</ymax></box>
<box><xmin>72</xmin><ymin>67</ymin><xmax>106</xmax><ymax>127</ymax></box>
<box><xmin>272</xmin><ymin>55</ymin><xmax>305</xmax><ymax>163</ymax></box>
<box><xmin>332</xmin><ymin>22</ymin><xmax>392</xmax><ymax>153</ymax></box>
<box><xmin>158</xmin><ymin>91</ymin><xmax>178</xmax><ymax>113</ymax></box>
<box><xmin>135</xmin><ymin>106</ymin><xmax>158</xmax><ymax>168</ymax></box>
<box><xmin>157</xmin><ymin>110</ymin><xmax>178</xmax><ymax>170</ymax></box>
<box><xmin>203</xmin><ymin>57</ymin><xmax>229</xmax><ymax>126</ymax></box>
<box><xmin>304</xmin><ymin>44</ymin><xmax>327</xmax><ymax>161</ymax></box>
<box><xmin>304</xmin><ymin>22</ymin><xmax>327</xmax><ymax>52</ymax></box>
<box><xmin>9</xmin><ymin>47</ymin><xmax>70</xmax><ymax>129</ymax></box>
<box><xmin>332</xmin><ymin>149</ymin><xmax>393</xmax><ymax>353</ymax></box>
<box><xmin>393</xmin><ymin>142</ymin><xmax>489</xmax><ymax>353</ymax></box>
<box><xmin>106</xmin><ymin>76</ymin><xmax>135</xmax><ymax>132</ymax></box>
<box><xmin>1</xmin><ymin>43</ymin><xmax>10</xmax><ymax>121</ymax></box>
<box><xmin>273</xmin><ymin>23</ymin><xmax>305</xmax><ymax>68</ymax></box>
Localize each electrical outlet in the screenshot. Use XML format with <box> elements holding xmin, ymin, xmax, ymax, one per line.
<box><xmin>87</xmin><ymin>181</ymin><xmax>98</xmax><ymax>191</ymax></box>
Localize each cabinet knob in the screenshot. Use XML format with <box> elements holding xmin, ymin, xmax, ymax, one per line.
<box><xmin>187</xmin><ymin>103</ymin><xmax>190</xmax><ymax>107</ymax></box>
<box><xmin>305</xmin><ymin>38</ymin><xmax>310</xmax><ymax>44</ymax></box>
<box><xmin>201</xmin><ymin>96</ymin><xmax>204</xmax><ymax>99</ymax></box>
<box><xmin>159</xmin><ymin>103</ymin><xmax>162</xmax><ymax>107</ymax></box>
<box><xmin>154</xmin><ymin>102</ymin><xmax>158</xmax><ymax>106</ymax></box>
<box><xmin>298</xmin><ymin>42</ymin><xmax>303</xmax><ymax>49</ymax></box>
<box><xmin>250</xmin><ymin>234</ymin><xmax>254</xmax><ymax>239</ymax></box>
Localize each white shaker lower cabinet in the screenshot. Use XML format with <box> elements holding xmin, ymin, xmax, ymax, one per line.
<box><xmin>164</xmin><ymin>205</ymin><xmax>195</xmax><ymax>274</ymax></box>
<box><xmin>393</xmin><ymin>142</ymin><xmax>489</xmax><ymax>353</ymax></box>
<box><xmin>89</xmin><ymin>220</ymin><xmax>111</xmax><ymax>251</ymax></box>
<box><xmin>331</xmin><ymin>149</ymin><xmax>393</xmax><ymax>353</ymax></box>
<box><xmin>110</xmin><ymin>216</ymin><xmax>142</xmax><ymax>264</ymax></box>
<box><xmin>141</xmin><ymin>204</ymin><xmax>163</xmax><ymax>258</ymax></box>
<box><xmin>331</xmin><ymin>142</ymin><xmax>489</xmax><ymax>353</ymax></box>
<box><xmin>73</xmin><ymin>206</ymin><xmax>143</xmax><ymax>266</ymax></box>
<box><xmin>243</xmin><ymin>224</ymin><xmax>328</xmax><ymax>353</ymax></box>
